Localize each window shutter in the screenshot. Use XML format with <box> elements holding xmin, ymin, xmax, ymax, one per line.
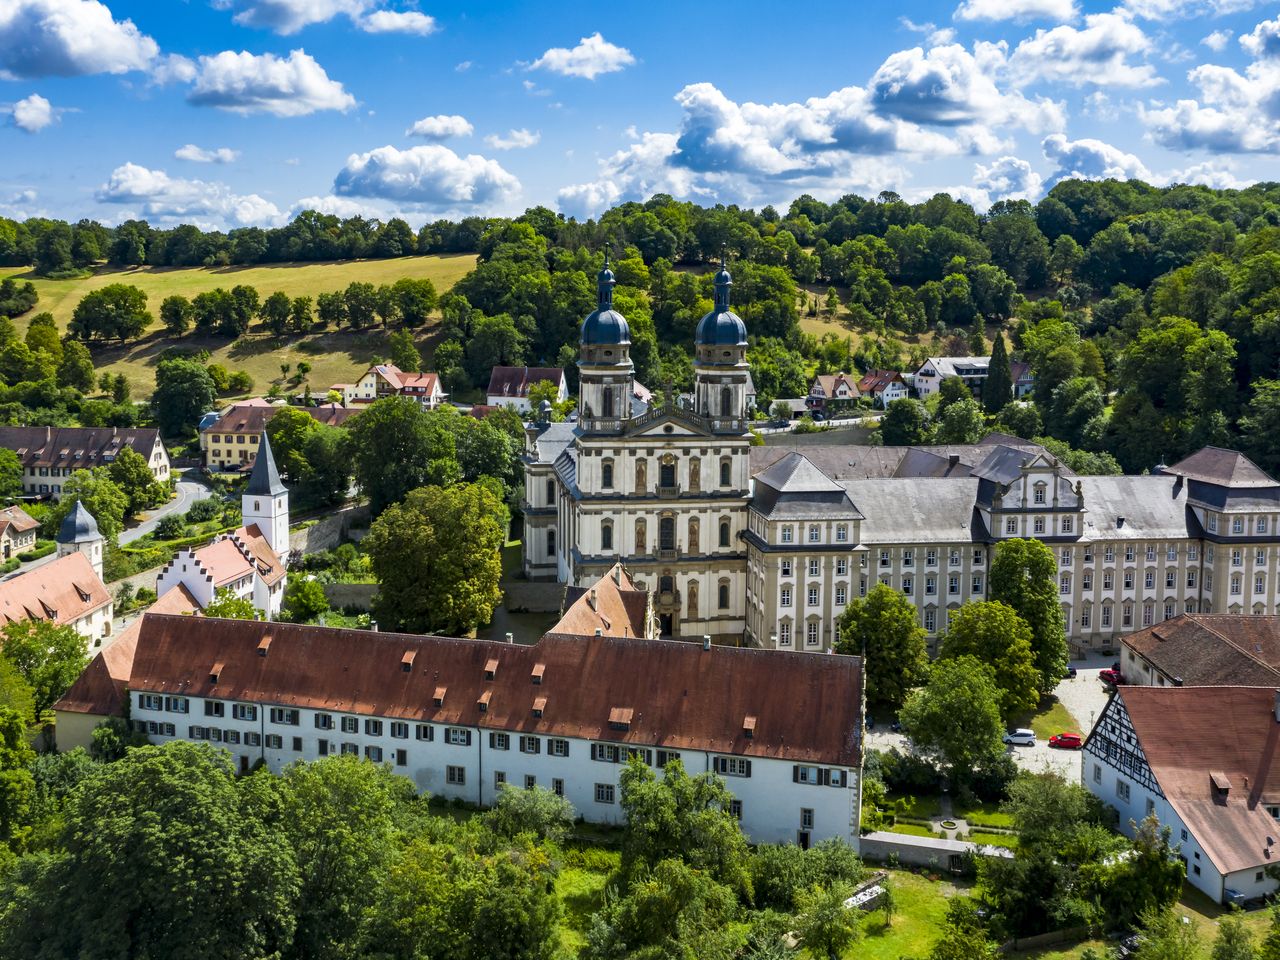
<box><xmin>714</xmin><ymin>757</ymin><xmax>725</xmax><ymax>774</ymax></box>
<box><xmin>821</xmin><ymin>768</ymin><xmax>831</xmax><ymax>786</ymax></box>
<box><xmin>793</xmin><ymin>765</ymin><xmax>800</xmax><ymax>783</ymax></box>
<box><xmin>591</xmin><ymin>743</ymin><xmax>599</xmax><ymax>761</ymax></box>
<box><xmin>745</xmin><ymin>760</ymin><xmax>752</xmax><ymax>778</ymax></box>
<box><xmin>489</xmin><ymin>732</ymin><xmax>497</xmax><ymax>748</ymax></box>
<box><xmin>464</xmin><ymin>730</ymin><xmax>472</xmax><ymax>746</ymax></box>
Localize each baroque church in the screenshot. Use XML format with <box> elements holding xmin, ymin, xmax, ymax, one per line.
<box><xmin>525</xmin><ymin>260</ymin><xmax>1280</xmax><ymax>654</ymax></box>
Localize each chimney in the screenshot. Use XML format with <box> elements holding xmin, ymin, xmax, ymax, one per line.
<box><xmin>613</xmin><ymin>566</ymin><xmax>621</xmax><ymax>585</ymax></box>
<box><xmin>703</xmin><ymin>634</ymin><xmax>711</xmax><ymax>651</ymax></box>
<box><xmin>505</xmin><ymin>632</ymin><xmax>514</xmax><ymax>644</ymax></box>
<box><xmin>949</xmin><ymin>454</ymin><xmax>960</xmax><ymax>467</ymax></box>
<box><xmin>588</xmin><ymin>588</ymin><xmax>597</xmax><ymax>610</ymax></box>
<box><xmin>594</xmin><ymin>628</ymin><xmax>602</xmax><ymax>636</ymax></box>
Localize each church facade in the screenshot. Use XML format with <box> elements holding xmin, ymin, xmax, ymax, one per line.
<box><xmin>524</xmin><ymin>263</ymin><xmax>1280</xmax><ymax>654</ymax></box>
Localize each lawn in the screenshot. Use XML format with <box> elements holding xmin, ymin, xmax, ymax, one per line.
<box><xmin>889</xmin><ymin>793</ymin><xmax>943</xmax><ymax>820</ymax></box>
<box><xmin>885</xmin><ymin>822</ymin><xmax>940</xmax><ymax>839</ymax></box>
<box><xmin>953</xmin><ymin>800</ymin><xmax>1014</xmax><ymax>830</ymax></box>
<box><xmin>1</xmin><ymin>254</ymin><xmax>476</xmax><ymax>394</ymax></box>
<box><xmin>555</xmin><ymin>865</ymin><xmax>609</xmax><ymax>955</ymax></box>
<box><xmin>850</xmin><ymin>869</ymin><xmax>968</xmax><ymax>960</ymax></box>
<box><xmin>1017</xmin><ymin>695</ymin><xmax>1083</xmax><ymax>741</ymax></box>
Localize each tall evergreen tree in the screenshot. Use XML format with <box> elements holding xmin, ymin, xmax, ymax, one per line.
<box><xmin>984</xmin><ymin>333</ymin><xmax>1013</xmax><ymax>414</ymax></box>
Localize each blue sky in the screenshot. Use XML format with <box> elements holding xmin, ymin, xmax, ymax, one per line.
<box><xmin>1</xmin><ymin>0</ymin><xmax>1278</xmax><ymax>229</ymax></box>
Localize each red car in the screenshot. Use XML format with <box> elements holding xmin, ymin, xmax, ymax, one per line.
<box><xmin>1048</xmin><ymin>732</ymin><xmax>1084</xmax><ymax>749</ymax></box>
<box><xmin>1099</xmin><ymin>668</ymin><xmax>1125</xmax><ymax>686</ymax></box>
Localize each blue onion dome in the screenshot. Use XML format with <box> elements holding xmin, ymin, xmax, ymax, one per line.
<box><xmin>695</xmin><ymin>258</ymin><xmax>747</xmax><ymax>347</ymax></box>
<box><xmin>580</xmin><ymin>252</ymin><xmax>630</xmax><ymax>345</ymax></box>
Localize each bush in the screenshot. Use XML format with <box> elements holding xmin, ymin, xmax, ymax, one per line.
<box><xmin>155</xmin><ymin>514</ymin><xmax>187</xmax><ymax>540</ymax></box>
<box><xmin>869</xmin><ymin>747</ymin><xmax>943</xmax><ymax>795</ymax></box>
<box><xmin>562</xmin><ymin>846</ymin><xmax>621</xmax><ymax>872</ymax></box>
<box><xmin>16</xmin><ymin>541</ymin><xmax>56</xmax><ymax>563</ymax></box>
<box><xmin>0</xmin><ymin>558</ymin><xmax>19</xmax><ymax>575</ymax></box>
<box><xmin>185</xmin><ymin>498</ymin><xmax>222</xmax><ymax>523</ymax></box>
<box><xmin>135</xmin><ymin>587</ymin><xmax>157</xmax><ymax>605</ymax></box>
<box><xmin>750</xmin><ymin>839</ymin><xmax>865</xmax><ymax>911</ymax></box>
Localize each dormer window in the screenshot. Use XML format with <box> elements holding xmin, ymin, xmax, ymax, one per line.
<box><xmin>608</xmin><ymin>706</ymin><xmax>633</xmax><ymax>730</ymax></box>
<box><xmin>533</xmin><ymin>696</ymin><xmax>546</xmax><ymax>717</ymax></box>
<box><xmin>485</xmin><ymin>658</ymin><xmax>499</xmax><ymax>680</ymax></box>
<box><xmin>531</xmin><ymin>663</ymin><xmax>545</xmax><ymax>684</ymax></box>
<box><xmin>477</xmin><ymin>690</ymin><xmax>491</xmax><ymax>713</ymax></box>
<box><xmin>1034</xmin><ymin>483</ymin><xmax>1046</xmax><ymax>505</ymax></box>
<box><xmin>433</xmin><ymin>686</ymin><xmax>446</xmax><ymax>707</ymax></box>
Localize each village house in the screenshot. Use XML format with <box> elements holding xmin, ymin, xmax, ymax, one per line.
<box><xmin>157</xmin><ymin>433</ymin><xmax>289</xmax><ymax>619</ymax></box>
<box><xmin>806</xmin><ymin>373</ymin><xmax>861</xmax><ymax>413</ymax></box>
<box><xmin>487</xmin><ymin>366</ymin><xmax>567</xmax><ymax>412</ymax></box>
<box><xmin>553</xmin><ymin>562</ymin><xmax>659</xmax><ymax>640</ymax></box>
<box><xmin>333</xmin><ymin>364</ymin><xmax>446</xmax><ymax>408</ymax></box>
<box><xmin>1084</xmin><ymin>685</ymin><xmax>1280</xmax><ymax>905</ymax></box>
<box><xmin>0</xmin><ymin>505</ymin><xmax>40</xmax><ymax>559</ymax></box>
<box><xmin>1120</xmin><ymin>614</ymin><xmax>1280</xmax><ymax>688</ymax></box>
<box><xmin>912</xmin><ymin>356</ymin><xmax>1033</xmax><ymax>401</ymax></box>
<box><xmin>855</xmin><ymin>369</ymin><xmax>909</xmax><ymax>409</ymax></box>
<box><xmin>113</xmin><ymin>602</ymin><xmax>864</xmax><ymax>848</ymax></box>
<box><xmin>201</xmin><ymin>398</ymin><xmax>359</xmax><ymax>472</ymax></box>
<box><xmin>0</xmin><ymin>501</ymin><xmax>112</xmax><ymax>643</ymax></box>
<box><xmin>0</xmin><ymin>426</ymin><xmax>170</xmax><ymax>498</ymax></box>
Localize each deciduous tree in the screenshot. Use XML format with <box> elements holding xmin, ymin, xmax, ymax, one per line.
<box><xmin>835</xmin><ymin>583</ymin><xmax>929</xmax><ymax>709</ymax></box>
<box><xmin>152</xmin><ymin>357</ymin><xmax>216</xmax><ymax>436</ymax></box>
<box><xmin>939</xmin><ymin>601</ymin><xmax>1040</xmax><ymax>721</ymax></box>
<box><xmin>989</xmin><ymin>538</ymin><xmax>1068</xmax><ymax>694</ymax></box>
<box><xmin>899</xmin><ymin>656</ymin><xmax>1005</xmax><ymax>784</ymax></box>
<box><xmin>47</xmin><ymin>469</ymin><xmax>127</xmax><ymax>540</ymax></box>
<box><xmin>344</xmin><ymin>397</ymin><xmax>461</xmax><ymax>515</ymax></box>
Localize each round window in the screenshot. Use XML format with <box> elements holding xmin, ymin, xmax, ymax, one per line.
<box><xmin>663</xmin><ymin>425</ymin><xmax>674</xmax><ymax>434</ymax></box>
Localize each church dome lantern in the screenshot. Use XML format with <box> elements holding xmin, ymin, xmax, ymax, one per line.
<box><xmin>695</xmin><ymin>258</ymin><xmax>747</xmax><ymax>349</ymax></box>
<box><xmin>580</xmin><ymin>257</ymin><xmax>630</xmax><ymax>347</ymax></box>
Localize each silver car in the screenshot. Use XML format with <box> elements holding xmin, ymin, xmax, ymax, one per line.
<box><xmin>1003</xmin><ymin>728</ymin><xmax>1036</xmax><ymax>746</ymax></box>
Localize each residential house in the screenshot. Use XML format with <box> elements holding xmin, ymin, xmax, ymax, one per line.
<box><xmin>52</xmin><ymin>584</ymin><xmax>200</xmax><ymax>750</ymax></box>
<box><xmin>913</xmin><ymin>356</ymin><xmax>1034</xmax><ymax>401</ymax></box>
<box><xmin>553</xmin><ymin>562</ymin><xmax>659</xmax><ymax>640</ymax></box>
<box><xmin>342</xmin><ymin>364</ymin><xmax>446</xmax><ymax>408</ymax></box>
<box><xmin>487</xmin><ymin>366</ymin><xmax>567</xmax><ymax>413</ymax></box>
<box><xmin>0</xmin><ymin>506</ymin><xmax>40</xmax><ymax>559</ymax></box>
<box><xmin>807</xmin><ymin>373</ymin><xmax>861</xmax><ymax>413</ymax></box>
<box><xmin>0</xmin><ymin>502</ymin><xmax>112</xmax><ymax>644</ymax></box>
<box><xmin>1084</xmin><ymin>685</ymin><xmax>1280</xmax><ymax>904</ymax></box>
<box><xmin>855</xmin><ymin>370</ymin><xmax>909</xmax><ymax>409</ymax></box>
<box><xmin>1121</xmin><ymin>614</ymin><xmax>1280</xmax><ymax>688</ymax></box>
<box><xmin>117</xmin><ymin>603</ymin><xmax>865</xmax><ymax>847</ymax></box>
<box><xmin>200</xmin><ymin>398</ymin><xmax>359</xmax><ymax>471</ymax></box>
<box><xmin>0</xmin><ymin>426</ymin><xmax>170</xmax><ymax>498</ymax></box>
<box><xmin>157</xmin><ymin>433</ymin><xmax>289</xmax><ymax>618</ymax></box>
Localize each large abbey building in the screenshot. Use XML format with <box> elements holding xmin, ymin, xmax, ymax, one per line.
<box><xmin>524</xmin><ymin>262</ymin><xmax>1280</xmax><ymax>654</ymax></box>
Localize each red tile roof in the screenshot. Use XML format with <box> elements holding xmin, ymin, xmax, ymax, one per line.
<box><xmin>0</xmin><ymin>552</ymin><xmax>110</xmax><ymax>627</ymax></box>
<box><xmin>0</xmin><ymin>505</ymin><xmax>40</xmax><ymax>537</ymax></box>
<box><xmin>53</xmin><ymin>586</ymin><xmax>200</xmax><ymax>717</ymax></box>
<box><xmin>1112</xmin><ymin>685</ymin><xmax>1280</xmax><ymax>875</ymax></box>
<box><xmin>1125</xmin><ymin>615</ymin><xmax>1280</xmax><ymax>687</ymax></box>
<box><xmin>183</xmin><ymin>525</ymin><xmax>285</xmax><ymax>590</ymax></box>
<box><xmin>206</xmin><ymin>401</ymin><xmax>358</xmax><ymax>437</ymax></box>
<box><xmin>554</xmin><ymin>563</ymin><xmax>653</xmax><ymax>639</ymax></box>
<box><xmin>127</xmin><ymin>615</ymin><xmax>864</xmax><ymax>765</ymax></box>
<box><xmin>0</xmin><ymin>426</ymin><xmax>163</xmax><ymax>473</ymax></box>
<box><xmin>487</xmin><ymin>366</ymin><xmax>564</xmax><ymax>399</ymax></box>
<box><xmin>856</xmin><ymin>369</ymin><xmax>904</xmax><ymax>395</ymax></box>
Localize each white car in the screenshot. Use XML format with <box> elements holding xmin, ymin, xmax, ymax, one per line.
<box><xmin>1003</xmin><ymin>728</ymin><xmax>1036</xmax><ymax>746</ymax></box>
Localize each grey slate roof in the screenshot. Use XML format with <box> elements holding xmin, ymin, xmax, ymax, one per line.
<box><xmin>1166</xmin><ymin>447</ymin><xmax>1276</xmax><ymax>488</ymax></box>
<box><xmin>752</xmin><ymin>453</ymin><xmax>862</xmax><ymax>521</ymax></box>
<box><xmin>846</xmin><ymin>478</ymin><xmax>982</xmax><ymax>544</ymax></box>
<box><xmin>245</xmin><ymin>432</ymin><xmax>287</xmax><ymax>497</ymax></box>
<box><xmin>57</xmin><ymin>500</ymin><xmax>100</xmax><ymax>544</ymax></box>
<box><xmin>529</xmin><ymin>422</ymin><xmax>578</xmax><ymax>466</ymax></box>
<box><xmin>749</xmin><ymin>438</ymin><xmax>1047</xmax><ymax>482</ymax></box>
<box><xmin>1077</xmin><ymin>475</ymin><xmax>1192</xmax><ymax>541</ymax></box>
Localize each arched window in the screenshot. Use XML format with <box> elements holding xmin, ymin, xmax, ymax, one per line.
<box><xmin>659</xmin><ymin>516</ymin><xmax>675</xmax><ymax>551</ymax></box>
<box><xmin>635</xmin><ymin>459</ymin><xmax>647</xmax><ymax>492</ymax></box>
<box><xmin>687</xmin><ymin>580</ymin><xmax>699</xmax><ymax>617</ymax></box>
<box><xmin>602</xmin><ymin>459</ymin><xmax>614</xmax><ymax>489</ymax></box>
<box><xmin>601</xmin><ymin>388</ymin><xmax>614</xmax><ymax>418</ymax></box>
<box><xmin>688</xmin><ymin>517</ymin><xmax>700</xmax><ymax>554</ymax></box>
<box><xmin>546</xmin><ymin>530</ymin><xmax>556</xmax><ymax>558</ymax></box>
<box><xmin>635</xmin><ymin>519</ymin><xmax>647</xmax><ymax>553</ymax></box>
<box><xmin>659</xmin><ymin>456</ymin><xmax>676</xmax><ymax>490</ymax></box>
<box><xmin>721</xmin><ymin>387</ymin><xmax>733</xmax><ymax>417</ymax></box>
<box><xmin>720</xmin><ymin>458</ymin><xmax>731</xmax><ymax>488</ymax></box>
<box><xmin>719</xmin><ymin>519</ymin><xmax>731</xmax><ymax>548</ymax></box>
<box><xmin>545</xmin><ymin>479</ymin><xmax>554</xmax><ymax>503</ymax></box>
<box><xmin>718</xmin><ymin>579</ymin><xmax>730</xmax><ymax>610</ymax></box>
<box><xmin>601</xmin><ymin>520</ymin><xmax>613</xmax><ymax>551</ymax></box>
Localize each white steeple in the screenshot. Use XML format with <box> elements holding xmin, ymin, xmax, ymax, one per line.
<box><xmin>242</xmin><ymin>432</ymin><xmax>290</xmax><ymax>563</ymax></box>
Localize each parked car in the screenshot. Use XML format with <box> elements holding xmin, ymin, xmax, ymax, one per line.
<box><xmin>1048</xmin><ymin>732</ymin><xmax>1084</xmax><ymax>749</ymax></box>
<box><xmin>1099</xmin><ymin>668</ymin><xmax>1125</xmax><ymax>686</ymax></box>
<box><xmin>1063</xmin><ymin>665</ymin><xmax>1078</xmax><ymax>679</ymax></box>
<box><xmin>1003</xmin><ymin>728</ymin><xmax>1036</xmax><ymax>746</ymax></box>
<box><xmin>865</xmin><ymin>716</ymin><xmax>875</xmax><ymax>730</ymax></box>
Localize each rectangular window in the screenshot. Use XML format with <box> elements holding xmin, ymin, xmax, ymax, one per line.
<box><xmin>1104</xmin><ymin>571</ymin><xmax>1113</xmax><ymax>590</ymax></box>
<box><xmin>715</xmin><ymin>756</ymin><xmax>752</xmax><ymax>777</ymax></box>
<box><xmin>1116</xmin><ymin>780</ymin><xmax>1131</xmax><ymax>803</ymax></box>
<box><xmin>1060</xmin><ymin>575</ymin><xmax>1071</xmax><ymax>594</ymax></box>
<box><xmin>1123</xmin><ymin>604</ymin><xmax>1133</xmax><ymax>628</ymax></box>
<box><xmin>795</xmin><ymin>765</ymin><xmax>820</xmax><ymax>784</ymax></box>
<box><xmin>520</xmin><ymin>735</ymin><xmax>541</xmax><ymax>754</ymax></box>
<box><xmin>1033</xmin><ymin>517</ymin><xmax>1045</xmax><ymax>534</ymax></box>
<box><xmin>806</xmin><ymin>622</ymin><xmax>819</xmax><ymax>645</ymax></box>
<box><xmin>1233</xmin><ymin>549</ymin><xmax>1243</xmax><ymax>567</ymax></box>
<box><xmin>1259</xmin><ymin>517</ymin><xmax>1269</xmax><ymax>534</ymax></box>
<box><xmin>314</xmin><ymin>713</ymin><xmax>333</xmax><ymax>730</ymax></box>
<box><xmin>801</xmin><ymin>808</ymin><xmax>815</xmax><ymax>829</ymax></box>
<box><xmin>973</xmin><ymin>549</ymin><xmax>984</xmax><ymax>564</ymax></box>
<box><xmin>808</xmin><ymin>526</ymin><xmax>820</xmax><ymax>543</ymax></box>
<box><xmin>265</xmin><ymin>734</ymin><xmax>283</xmax><ymax>749</ymax></box>
<box><xmin>525</xmin><ymin>774</ymin><xmax>537</xmax><ymax>790</ymax></box>
<box><xmin>835</xmin><ymin>524</ymin><xmax>848</xmax><ymax>542</ymax></box>
<box><xmin>781</xmin><ymin>526</ymin><xmax>793</xmax><ymax>544</ymax></box>
<box><xmin>364</xmin><ymin>719</ymin><xmax>383</xmax><ymax>737</ymax></box>
<box><xmin>490</xmin><ymin>732</ymin><xmax>510</xmax><ymax>750</ymax></box>
<box><xmin>1061</xmin><ymin>548</ymin><xmax>1071</xmax><ymax>566</ymax></box>
<box><xmin>1062</xmin><ymin>517</ymin><xmax>1073</xmax><ymax>533</ymax></box>
<box><xmin>1083</xmin><ymin>572</ymin><xmax>1092</xmax><ymax>591</ymax></box>
<box><xmin>269</xmin><ymin>708</ymin><xmax>299</xmax><ymax>726</ymax></box>
<box><xmin>595</xmin><ymin>783</ymin><xmax>616</xmax><ymax>804</ymax></box>
<box><xmin>1257</xmin><ymin>574</ymin><xmax>1266</xmax><ymax>594</ymax></box>
<box><xmin>553</xmin><ymin>778</ymin><xmax>564</xmax><ymax>797</ymax></box>
<box><xmin>390</xmin><ymin>721</ymin><xmax>408</xmax><ymax>739</ymax></box>
<box><xmin>835</xmin><ymin>586</ymin><xmax>847</xmax><ymax>605</ymax></box>
<box><xmin>446</xmin><ymin>765</ymin><xmax>466</xmax><ymax>785</ymax></box>
<box><xmin>926</xmin><ymin>548</ymin><xmax>937</xmax><ymax>566</ymax></box>
<box><xmin>445</xmin><ymin>728</ymin><xmax>471</xmax><ymax>746</ymax></box>
<box><xmin>166</xmin><ymin>696</ymin><xmax>189</xmax><ymax>714</ymax></box>
<box><xmin>365</xmin><ymin>746</ymin><xmax>383</xmax><ymax>762</ymax></box>
<box><xmin>902</xmin><ymin>549</ymin><xmax>913</xmax><ymax>567</ymax></box>
<box><xmin>808</xmin><ymin>558</ymin><xmax>819</xmax><ymax>576</ymax></box>
<box><xmin>1126</xmin><ymin>546</ymin><xmax>1135</xmax><ymax>563</ymax></box>
<box><xmin>139</xmin><ymin>694</ymin><xmax>163</xmax><ymax>711</ymax></box>
<box><xmin>1081</xmin><ymin>605</ymin><xmax>1091</xmax><ymax>628</ymax></box>
<box><xmin>341</xmin><ymin>716</ymin><xmax>358</xmax><ymax>733</ymax></box>
<box><xmin>879</xmin><ymin>549</ymin><xmax>890</xmax><ymax>567</ymax></box>
<box><xmin>924</xmin><ymin>609</ymin><xmax>936</xmax><ymax>632</ymax></box>
<box><xmin>1005</xmin><ymin>518</ymin><xmax>1017</xmax><ymax>534</ymax></box>
<box><xmin>1166</xmin><ymin>570</ymin><xmax>1176</xmax><ymax>588</ymax></box>
<box><xmin>1258</xmin><ymin>549</ymin><xmax>1268</xmax><ymax>566</ymax></box>
<box><xmin>245</xmin><ymin>732</ymin><xmax>261</xmax><ymax>747</ymax></box>
<box><xmin>189</xmin><ymin>725</ymin><xmax>207</xmax><ymax>740</ymax></box>
<box><xmin>900</xmin><ymin>578</ymin><xmax>912</xmax><ymax>596</ymax></box>
<box><xmin>1142</xmin><ymin>604</ymin><xmax>1154</xmax><ymax>627</ymax></box>
<box><xmin>494</xmin><ymin>771</ymin><xmax>507</xmax><ymax>789</ymax></box>
<box><xmin>836</xmin><ymin>558</ymin><xmax>847</xmax><ymax>576</ymax></box>
<box><xmin>781</xmin><ymin>587</ymin><xmax>792</xmax><ymax>607</ymax></box>
<box><xmin>729</xmin><ymin>800</ymin><xmax>743</xmax><ymax>820</ymax></box>
<box><xmin>549</xmin><ymin>738</ymin><xmax>570</xmax><ymax>757</ymax></box>
<box><xmin>780</xmin><ymin>559</ymin><xmax>792</xmax><ymax>577</ymax></box>
<box><xmin>1189</xmin><ymin>546</ymin><xmax>1198</xmax><ymax>562</ymax></box>
<box><xmin>1144</xmin><ymin>572</ymin><xmax>1154</xmax><ymax>589</ymax></box>
<box><xmin>204</xmin><ymin>701</ymin><xmax>224</xmax><ymax>718</ymax></box>
<box><xmin>1102</xmin><ymin>606</ymin><xmax>1112</xmax><ymax>628</ymax></box>
<box><xmin>949</xmin><ymin>576</ymin><xmax>959</xmax><ymax>595</ymax></box>
<box><xmin>1094</xmin><ymin>764</ymin><xmax>1102</xmax><ymax>784</ymax></box>
<box><xmin>341</xmin><ymin>741</ymin><xmax>358</xmax><ymax>755</ymax></box>
<box><xmin>779</xmin><ymin>622</ymin><xmax>792</xmax><ymax>645</ymax></box>
<box><xmin>1233</xmin><ymin>517</ymin><xmax>1244</xmax><ymax>534</ymax></box>
<box><xmin>1124</xmin><ymin>572</ymin><xmax>1134</xmax><ymax>590</ymax></box>
<box><xmin>415</xmin><ymin>724</ymin><xmax>434</xmax><ymax>741</ymax></box>
<box><xmin>318</xmin><ymin>739</ymin><xmax>331</xmax><ymax>756</ymax></box>
<box><xmin>1146</xmin><ymin>546</ymin><xmax>1156</xmax><ymax>563</ymax></box>
<box><xmin>395</xmin><ymin>749</ymin><xmax>407</xmax><ymax>767</ymax></box>
<box><xmin>925</xmin><ymin>577</ymin><xmax>936</xmax><ymax>596</ymax></box>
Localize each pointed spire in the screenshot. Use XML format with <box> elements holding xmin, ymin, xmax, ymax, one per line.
<box><xmin>596</xmin><ymin>248</ymin><xmax>615</xmax><ymax>310</ymax></box>
<box><xmin>246</xmin><ymin>431</ymin><xmax>287</xmax><ymax>496</ymax></box>
<box><xmin>57</xmin><ymin>500</ymin><xmax>100</xmax><ymax>544</ymax></box>
<box><xmin>714</xmin><ymin>247</ymin><xmax>732</xmax><ymax>311</ymax></box>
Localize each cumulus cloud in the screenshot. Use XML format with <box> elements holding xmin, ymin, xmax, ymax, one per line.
<box><xmin>1009</xmin><ymin>11</ymin><xmax>1162</xmax><ymax>88</ymax></box>
<box><xmin>291</xmin><ymin>193</ymin><xmax>376</xmax><ymax>218</ymax></box>
<box><xmin>1163</xmin><ymin>159</ymin><xmax>1255</xmax><ymax>189</ymax></box>
<box><xmin>186</xmin><ymin>49</ymin><xmax>355</xmax><ymax>116</ymax></box>
<box><xmin>529</xmin><ymin>32</ymin><xmax>635</xmax><ymax>79</ymax></box>
<box><xmin>1123</xmin><ymin>0</ymin><xmax>1261</xmax><ymax>18</ymax></box>
<box><xmin>954</xmin><ymin>0</ymin><xmax>1077</xmax><ymax>22</ymax></box>
<box><xmin>332</xmin><ymin>144</ymin><xmax>520</xmax><ymax>208</ymax></box>
<box><xmin>900</xmin><ymin>18</ymin><xmax>955</xmax><ymax>45</ymax></box>
<box><xmin>973</xmin><ymin>155</ymin><xmax>1044</xmax><ymax>202</ymax></box>
<box><xmin>1201</xmin><ymin>29</ymin><xmax>1232</xmax><ymax>51</ymax></box>
<box><xmin>96</xmin><ymin>162</ymin><xmax>282</xmax><ymax>227</ymax></box>
<box><xmin>1042</xmin><ymin>132</ymin><xmax>1151</xmax><ymax>183</ymax></box>
<box><xmin>0</xmin><ymin>0</ymin><xmax>158</xmax><ymax>78</ymax></box>
<box><xmin>484</xmin><ymin>128</ymin><xmax>540</xmax><ymax>150</ymax></box>
<box><xmin>1240</xmin><ymin>17</ymin><xmax>1280</xmax><ymax>58</ymax></box>
<box><xmin>870</xmin><ymin>42</ymin><xmax>1064</xmax><ymax>134</ymax></box>
<box><xmin>406</xmin><ymin>114</ymin><xmax>473</xmax><ymax>139</ymax></box>
<box><xmin>211</xmin><ymin>0</ymin><xmax>364</xmax><ymax>34</ymax></box>
<box><xmin>175</xmin><ymin>143</ymin><xmax>240</xmax><ymax>163</ymax></box>
<box><xmin>8</xmin><ymin>93</ymin><xmax>58</xmax><ymax>133</ymax></box>
<box><xmin>359</xmin><ymin>9</ymin><xmax>435</xmax><ymax>34</ymax></box>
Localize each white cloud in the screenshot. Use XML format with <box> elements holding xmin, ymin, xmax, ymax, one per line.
<box><xmin>900</xmin><ymin>18</ymin><xmax>957</xmax><ymax>45</ymax></box>
<box><xmin>0</xmin><ymin>0</ymin><xmax>158</xmax><ymax>78</ymax></box>
<box><xmin>151</xmin><ymin>53</ymin><xmax>197</xmax><ymax>84</ymax></box>
<box><xmin>1240</xmin><ymin>17</ymin><xmax>1280</xmax><ymax>58</ymax></box>
<box><xmin>359</xmin><ymin>10</ymin><xmax>436</xmax><ymax>35</ymax></box>
<box><xmin>1163</xmin><ymin>159</ymin><xmax>1255</xmax><ymax>188</ymax></box>
<box><xmin>332</xmin><ymin>144</ymin><xmax>521</xmax><ymax>208</ymax></box>
<box><xmin>1201</xmin><ymin>29</ymin><xmax>1232</xmax><ymax>51</ymax></box>
<box><xmin>187</xmin><ymin>49</ymin><xmax>355</xmax><ymax>116</ymax></box>
<box><xmin>8</xmin><ymin>93</ymin><xmax>57</xmax><ymax>132</ymax></box>
<box><xmin>954</xmin><ymin>0</ymin><xmax>1077</xmax><ymax>22</ymax></box>
<box><xmin>484</xmin><ymin>128</ymin><xmax>540</xmax><ymax>150</ymax></box>
<box><xmin>291</xmin><ymin>194</ymin><xmax>375</xmax><ymax>218</ymax></box>
<box><xmin>870</xmin><ymin>42</ymin><xmax>1065</xmax><ymax>134</ymax></box>
<box><xmin>96</xmin><ymin>162</ymin><xmax>283</xmax><ymax>227</ymax></box>
<box><xmin>212</xmin><ymin>0</ymin><xmax>365</xmax><ymax>35</ymax></box>
<box><xmin>406</xmin><ymin>114</ymin><xmax>473</xmax><ymax>139</ymax></box>
<box><xmin>973</xmin><ymin>155</ymin><xmax>1044</xmax><ymax>202</ymax></box>
<box><xmin>175</xmin><ymin>143</ymin><xmax>240</xmax><ymax>163</ymax></box>
<box><xmin>1123</xmin><ymin>0</ymin><xmax>1260</xmax><ymax>18</ymax></box>
<box><xmin>529</xmin><ymin>32</ymin><xmax>635</xmax><ymax>80</ymax></box>
<box><xmin>1042</xmin><ymin>132</ymin><xmax>1151</xmax><ymax>183</ymax></box>
<box><xmin>1010</xmin><ymin>11</ymin><xmax>1162</xmax><ymax>88</ymax></box>
<box><xmin>455</xmin><ymin>60</ymin><xmax>471</xmax><ymax>72</ymax></box>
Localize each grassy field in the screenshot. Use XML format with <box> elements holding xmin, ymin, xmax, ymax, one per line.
<box><xmin>0</xmin><ymin>254</ymin><xmax>476</xmax><ymax>394</ymax></box>
<box><xmin>852</xmin><ymin>870</ymin><xmax>968</xmax><ymax>960</ymax></box>
<box><xmin>1018</xmin><ymin>696</ymin><xmax>1084</xmax><ymax>741</ymax></box>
